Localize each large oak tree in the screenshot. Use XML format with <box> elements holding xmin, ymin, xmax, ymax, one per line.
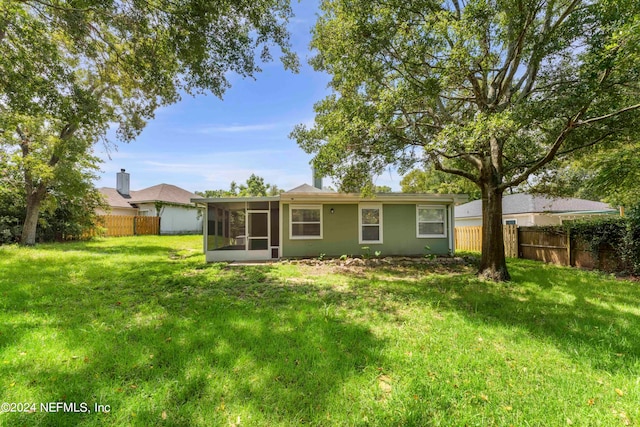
<box><xmin>292</xmin><ymin>0</ymin><xmax>640</xmax><ymax>280</ymax></box>
<box><xmin>1</xmin><ymin>0</ymin><xmax>297</xmax><ymax>245</ymax></box>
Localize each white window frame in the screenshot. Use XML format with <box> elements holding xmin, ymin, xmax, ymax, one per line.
<box><xmin>504</xmin><ymin>219</ymin><xmax>518</xmax><ymax>225</ymax></box>
<box><xmin>289</xmin><ymin>204</ymin><xmax>323</xmax><ymax>240</ymax></box>
<box><xmin>416</xmin><ymin>205</ymin><xmax>447</xmax><ymax>238</ymax></box>
<box><xmin>359</xmin><ymin>203</ymin><xmax>383</xmax><ymax>244</ymax></box>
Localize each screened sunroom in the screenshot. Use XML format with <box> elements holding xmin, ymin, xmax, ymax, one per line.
<box><xmin>198</xmin><ymin>197</ymin><xmax>280</xmax><ymax>262</ymax></box>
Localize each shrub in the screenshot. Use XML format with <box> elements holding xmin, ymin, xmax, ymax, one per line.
<box><xmin>565</xmin><ymin>207</ymin><xmax>640</xmax><ymax>275</ymax></box>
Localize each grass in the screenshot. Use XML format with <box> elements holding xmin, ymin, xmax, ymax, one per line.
<box><xmin>0</xmin><ymin>235</ymin><xmax>639</xmax><ymax>426</ymax></box>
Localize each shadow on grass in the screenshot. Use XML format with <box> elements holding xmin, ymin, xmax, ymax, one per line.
<box><xmin>1</xmin><ymin>261</ymin><xmax>385</xmax><ymax>426</ymax></box>
<box><xmin>337</xmin><ymin>260</ymin><xmax>640</xmax><ymax>374</ymax></box>
<box><xmin>2</xmin><ymin>242</ymin><xmax>639</xmax><ymax>426</ymax></box>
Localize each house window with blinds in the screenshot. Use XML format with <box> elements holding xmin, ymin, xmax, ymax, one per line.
<box><xmin>416</xmin><ymin>205</ymin><xmax>447</xmax><ymax>238</ymax></box>
<box><xmin>359</xmin><ymin>204</ymin><xmax>383</xmax><ymax>244</ymax></box>
<box><xmin>290</xmin><ymin>205</ymin><xmax>322</xmax><ymax>239</ymax></box>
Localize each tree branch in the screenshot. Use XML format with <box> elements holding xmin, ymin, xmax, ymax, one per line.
<box><xmin>20</xmin><ymin>0</ymin><xmax>102</xmax><ymax>14</ymax></box>
<box><xmin>502</xmin><ymin>119</ymin><xmax>575</xmax><ymax>189</ymax></box>
<box><xmin>504</xmin><ymin>131</ymin><xmax>616</xmax><ymax>173</ymax></box>
<box><xmin>575</xmin><ymin>103</ymin><xmax>640</xmax><ymax>126</ymax></box>
<box><xmin>431</xmin><ymin>154</ymin><xmax>480</xmax><ymax>184</ymax></box>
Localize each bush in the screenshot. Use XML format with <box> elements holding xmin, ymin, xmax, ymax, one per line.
<box><xmin>0</xmin><ymin>216</ymin><xmax>21</xmax><ymax>244</ymax></box>
<box><xmin>623</xmin><ymin>205</ymin><xmax>640</xmax><ymax>275</ymax></box>
<box><xmin>0</xmin><ymin>187</ymin><xmax>105</xmax><ymax>244</ymax></box>
<box><xmin>565</xmin><ymin>206</ymin><xmax>640</xmax><ymax>275</ymax></box>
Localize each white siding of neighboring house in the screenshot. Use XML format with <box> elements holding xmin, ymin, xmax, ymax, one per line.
<box><xmin>456</xmin><ymin>213</ymin><xmax>555</xmax><ymax>227</ymax></box>
<box><xmin>137</xmin><ymin>203</ymin><xmax>203</xmax><ymax>234</ymax></box>
<box><xmin>457</xmin><ymin>213</ymin><xmax>614</xmax><ymax>227</ymax></box>
<box><xmin>455</xmin><ymin>217</ymin><xmax>483</xmax><ymax>227</ymax></box>
<box><xmin>529</xmin><ymin>214</ymin><xmax>561</xmax><ymax>226</ymax></box>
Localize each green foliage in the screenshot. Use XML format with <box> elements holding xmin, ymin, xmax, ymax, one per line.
<box><xmin>318</xmin><ymin>252</ymin><xmax>326</xmax><ymax>261</ymax></box>
<box><xmin>1</xmin><ymin>0</ymin><xmax>297</xmax><ymax>244</ymax></box>
<box><xmin>197</xmin><ymin>174</ymin><xmax>284</xmax><ymax>198</ymax></box>
<box><xmin>401</xmin><ymin>168</ymin><xmax>481</xmax><ymax>200</ymax></box>
<box><xmin>564</xmin><ymin>207</ymin><xmax>640</xmax><ymax>275</ymax></box>
<box><xmin>374</xmin><ymin>185</ymin><xmax>392</xmax><ymax>193</ymax></box>
<box><xmin>292</xmin><ymin>0</ymin><xmax>640</xmax><ymax>280</ymax></box>
<box><xmin>526</xmin><ymin>140</ymin><xmax>640</xmax><ymax>208</ymax></box>
<box><xmin>339</xmin><ymin>254</ymin><xmax>348</xmax><ymax>261</ymax></box>
<box><xmin>360</xmin><ymin>246</ymin><xmax>371</xmax><ymax>259</ymax></box>
<box><xmin>374</xmin><ymin>250</ymin><xmax>382</xmax><ymax>258</ymax></box>
<box><xmin>525</xmin><ymin>163</ymin><xmax>604</xmax><ymax>203</ymax></box>
<box><xmin>0</xmin><ymin>120</ymin><xmax>107</xmax><ymax>243</ymax></box>
<box><xmin>424</xmin><ymin>244</ymin><xmax>436</xmax><ymax>260</ymax></box>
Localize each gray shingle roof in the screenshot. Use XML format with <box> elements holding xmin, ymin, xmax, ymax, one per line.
<box><xmin>284</xmin><ymin>183</ymin><xmax>334</xmax><ymax>193</ymax></box>
<box><xmin>128</xmin><ymin>184</ymin><xmax>198</xmax><ymax>205</ymax></box>
<box><xmin>99</xmin><ymin>184</ymin><xmax>198</xmax><ymax>209</ymax></box>
<box><xmin>98</xmin><ymin>187</ymin><xmax>137</xmax><ymax>209</ymax></box>
<box><xmin>455</xmin><ymin>193</ymin><xmax>616</xmax><ymax>218</ymax></box>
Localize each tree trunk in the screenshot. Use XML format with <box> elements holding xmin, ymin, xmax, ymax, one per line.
<box><xmin>20</xmin><ymin>188</ymin><xmax>45</xmax><ymax>246</ymax></box>
<box><xmin>478</xmin><ymin>184</ymin><xmax>510</xmax><ymax>281</ymax></box>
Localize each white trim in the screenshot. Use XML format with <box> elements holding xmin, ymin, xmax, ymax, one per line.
<box><xmin>279</xmin><ymin>193</ymin><xmax>468</xmax><ymax>204</ymax></box>
<box><xmin>202</xmin><ymin>204</ymin><xmax>208</xmax><ymax>253</ymax></box>
<box><xmin>448</xmin><ymin>204</ymin><xmax>454</xmax><ymax>254</ymax></box>
<box><xmin>279</xmin><ymin>201</ymin><xmax>283</xmax><ymax>258</ymax></box>
<box><xmin>289</xmin><ymin>204</ymin><xmax>323</xmax><ymax>240</ymax></box>
<box><xmin>247</xmin><ymin>209</ymin><xmax>270</xmax><ymax>251</ymax></box>
<box><xmin>206</xmin><ymin>249</ymin><xmax>271</xmax><ymax>262</ymax></box>
<box><xmin>416</xmin><ymin>205</ymin><xmax>448</xmax><ymax>238</ymax></box>
<box><xmin>358</xmin><ymin>203</ymin><xmax>383</xmax><ymax>244</ymax></box>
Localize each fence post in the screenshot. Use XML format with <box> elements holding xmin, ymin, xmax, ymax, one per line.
<box><xmin>567</xmin><ymin>227</ymin><xmax>572</xmax><ymax>267</ymax></box>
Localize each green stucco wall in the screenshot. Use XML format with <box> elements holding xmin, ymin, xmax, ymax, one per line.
<box><xmin>282</xmin><ymin>203</ymin><xmax>450</xmax><ymax>257</ymax></box>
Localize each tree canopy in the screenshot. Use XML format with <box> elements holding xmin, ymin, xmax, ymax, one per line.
<box><xmin>1</xmin><ymin>0</ymin><xmax>297</xmax><ymax>244</ymax></box>
<box><xmin>401</xmin><ymin>168</ymin><xmax>481</xmax><ymax>200</ymax></box>
<box><xmin>292</xmin><ymin>0</ymin><xmax>640</xmax><ymax>280</ymax></box>
<box><xmin>527</xmin><ymin>142</ymin><xmax>640</xmax><ymax>209</ymax></box>
<box><xmin>196</xmin><ymin>174</ymin><xmax>284</xmax><ymax>198</ymax></box>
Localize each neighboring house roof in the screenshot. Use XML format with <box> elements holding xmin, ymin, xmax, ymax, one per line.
<box><xmin>455</xmin><ymin>193</ymin><xmax>617</xmax><ymax>218</ymax></box>
<box><xmin>285</xmin><ymin>183</ymin><xmax>335</xmax><ymax>193</ymax></box>
<box><xmin>98</xmin><ymin>187</ymin><xmax>137</xmax><ymax>209</ymax></box>
<box><xmin>128</xmin><ymin>184</ymin><xmax>198</xmax><ymax>206</ymax></box>
<box><xmin>99</xmin><ymin>184</ymin><xmax>199</xmax><ymax>210</ymax></box>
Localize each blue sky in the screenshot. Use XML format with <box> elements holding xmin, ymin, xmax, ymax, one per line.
<box><xmin>94</xmin><ymin>0</ymin><xmax>402</xmax><ymax>194</ymax></box>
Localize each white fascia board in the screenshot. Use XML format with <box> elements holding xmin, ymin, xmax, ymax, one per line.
<box><xmin>282</xmin><ymin>193</ymin><xmax>467</xmax><ymax>204</ymax></box>
<box><xmin>190</xmin><ymin>196</ymin><xmax>280</xmax><ymax>204</ymax></box>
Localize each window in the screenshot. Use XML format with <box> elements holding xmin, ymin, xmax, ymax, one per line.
<box><xmin>359</xmin><ymin>204</ymin><xmax>383</xmax><ymax>244</ymax></box>
<box><xmin>417</xmin><ymin>205</ymin><xmax>447</xmax><ymax>238</ymax></box>
<box><xmin>504</xmin><ymin>219</ymin><xmax>517</xmax><ymax>225</ymax></box>
<box><xmin>290</xmin><ymin>205</ymin><xmax>322</xmax><ymax>239</ymax></box>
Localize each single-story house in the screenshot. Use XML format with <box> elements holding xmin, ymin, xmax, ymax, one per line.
<box><xmin>191</xmin><ymin>183</ymin><xmax>467</xmax><ymax>262</ymax></box>
<box><xmin>98</xmin><ymin>169</ymin><xmax>203</xmax><ymax>235</ymax></box>
<box><xmin>455</xmin><ymin>193</ymin><xmax>619</xmax><ymax>227</ymax></box>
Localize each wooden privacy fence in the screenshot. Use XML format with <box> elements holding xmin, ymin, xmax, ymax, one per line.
<box><xmin>455</xmin><ymin>225</ymin><xmax>621</xmax><ymax>272</ymax></box>
<box><xmin>95</xmin><ymin>215</ymin><xmax>160</xmax><ymax>237</ymax></box>
<box><xmin>519</xmin><ymin>227</ymin><xmax>568</xmax><ymax>265</ymax></box>
<box><xmin>455</xmin><ymin>225</ymin><xmax>519</xmax><ymax>258</ymax></box>
<box><xmin>518</xmin><ymin>226</ymin><xmax>621</xmax><ymax>271</ymax></box>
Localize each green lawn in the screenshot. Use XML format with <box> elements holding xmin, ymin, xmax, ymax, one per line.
<box><xmin>0</xmin><ymin>236</ymin><xmax>638</xmax><ymax>426</ymax></box>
